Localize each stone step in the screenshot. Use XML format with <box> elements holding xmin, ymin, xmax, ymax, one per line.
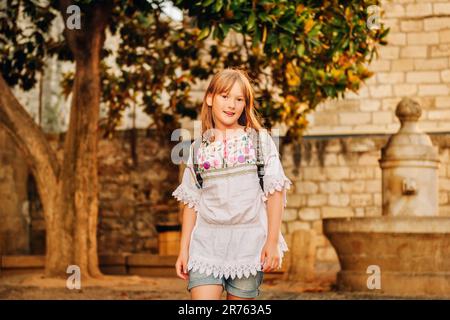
<box><xmin>0</xmin><ymin>254</ymin><xmax>286</xmax><ymax>280</ymax></box>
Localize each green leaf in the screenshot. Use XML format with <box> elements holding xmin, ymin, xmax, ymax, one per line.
<box><xmin>296</xmin><ymin>43</ymin><xmax>305</xmax><ymax>56</ymax></box>
<box><xmin>258</xmin><ymin>11</ymin><xmax>270</xmax><ymax>22</ymax></box>
<box><xmin>212</xmin><ymin>25</ymin><xmax>219</xmax><ymax>39</ymax></box>
<box><xmin>308</xmin><ymin>24</ymin><xmax>321</xmax><ymax>37</ymax></box>
<box><xmin>198</xmin><ymin>26</ymin><xmax>211</xmax><ymax>40</ymax></box>
<box><xmin>231</xmin><ymin>23</ymin><xmax>243</xmax><ymax>32</ymax></box>
<box><xmin>202</xmin><ymin>0</ymin><xmax>214</xmax><ymax>7</ymax></box>
<box><xmin>219</xmin><ymin>24</ymin><xmax>230</xmax><ymax>39</ymax></box>
<box><xmin>379</xmin><ymin>27</ymin><xmax>390</xmax><ymax>38</ymax></box>
<box><xmin>214</xmin><ymin>0</ymin><xmax>223</xmax><ymax>12</ymax></box>
<box><xmin>252</xmin><ymin>26</ymin><xmax>261</xmax><ymax>47</ymax></box>
<box><xmin>247</xmin><ymin>12</ymin><xmax>256</xmax><ymax>31</ymax></box>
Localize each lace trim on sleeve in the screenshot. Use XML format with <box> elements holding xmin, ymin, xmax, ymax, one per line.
<box><xmin>172</xmin><ymin>185</ymin><xmax>199</xmax><ymax>213</ymax></box>
<box><xmin>261</xmin><ymin>176</ymin><xmax>293</xmax><ymax>208</ymax></box>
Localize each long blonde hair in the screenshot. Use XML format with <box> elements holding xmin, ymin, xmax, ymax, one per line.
<box><xmin>200</xmin><ymin>68</ymin><xmax>263</xmax><ymax>141</ymax></box>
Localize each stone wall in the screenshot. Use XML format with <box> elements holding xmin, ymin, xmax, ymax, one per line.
<box><xmin>279</xmin><ymin>133</ymin><xmax>450</xmax><ymax>276</ymax></box>
<box><xmin>96</xmin><ymin>130</ymin><xmax>179</xmax><ymax>254</ymax></box>
<box><xmin>305</xmin><ymin>0</ymin><xmax>450</xmax><ymax>136</ymax></box>
<box><xmin>0</xmin><ymin>128</ymin><xmax>179</xmax><ymax>255</ymax></box>
<box><xmin>0</xmin><ymin>130</ymin><xmax>30</xmax><ymax>255</ymax></box>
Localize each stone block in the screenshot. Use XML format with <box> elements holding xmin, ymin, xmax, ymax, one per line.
<box><xmin>406</xmin><ymin>71</ymin><xmax>440</xmax><ymax>83</ymax></box>
<box><xmin>298</xmin><ymin>208</ymin><xmax>321</xmax><ymax>221</ymax></box>
<box><xmin>286</xmin><ymin>230</ymin><xmax>316</xmax><ymax>281</ymax></box>
<box><xmin>328</xmin><ymin>194</ymin><xmax>350</xmax><ymax>207</ymax></box>
<box><xmin>407</xmin><ymin>32</ymin><xmax>439</xmax><ymax>45</ymax></box>
<box><xmin>405</xmin><ymin>3</ymin><xmax>433</xmax><ymax>18</ymax></box>
<box><xmin>306</xmin><ymin>194</ymin><xmax>328</xmax><ymax>207</ymax></box>
<box><xmin>321</xmin><ymin>206</ymin><xmax>354</xmax><ymax>218</ymax></box>
<box><xmin>401</xmin><ymin>46</ymin><xmax>428</xmax><ymax>58</ymax></box>
<box><xmin>418</xmin><ymin>85</ymin><xmax>449</xmax><ymax>96</ymax></box>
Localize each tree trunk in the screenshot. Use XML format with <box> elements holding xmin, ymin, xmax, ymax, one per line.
<box><xmin>44</xmin><ymin>1</ymin><xmax>111</xmax><ymax>279</ymax></box>
<box><xmin>0</xmin><ymin>1</ymin><xmax>111</xmax><ymax>279</ymax></box>
<box><xmin>45</xmin><ymin>54</ymin><xmax>103</xmax><ymax>279</ymax></box>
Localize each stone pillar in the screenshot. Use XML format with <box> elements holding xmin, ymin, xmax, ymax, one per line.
<box><xmin>285</xmin><ymin>230</ymin><xmax>316</xmax><ymax>282</ymax></box>
<box><xmin>379</xmin><ymin>98</ymin><xmax>440</xmax><ymax>217</ymax></box>
<box><xmin>324</xmin><ymin>99</ymin><xmax>450</xmax><ymax>296</ymax></box>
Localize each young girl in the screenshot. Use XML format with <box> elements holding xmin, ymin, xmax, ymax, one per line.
<box><xmin>173</xmin><ymin>68</ymin><xmax>292</xmax><ymax>300</ymax></box>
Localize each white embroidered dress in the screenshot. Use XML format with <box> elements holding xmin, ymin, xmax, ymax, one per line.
<box><xmin>172</xmin><ymin>128</ymin><xmax>292</xmax><ymax>280</ymax></box>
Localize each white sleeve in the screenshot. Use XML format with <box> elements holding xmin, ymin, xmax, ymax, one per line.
<box><xmin>172</xmin><ymin>142</ymin><xmax>201</xmax><ymax>213</ymax></box>
<box><xmin>260</xmin><ymin>129</ymin><xmax>292</xmax><ymax>208</ymax></box>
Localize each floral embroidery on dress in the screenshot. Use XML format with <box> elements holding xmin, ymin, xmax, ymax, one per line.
<box><xmin>197</xmin><ymin>132</ymin><xmax>257</xmax><ymax>174</ymax></box>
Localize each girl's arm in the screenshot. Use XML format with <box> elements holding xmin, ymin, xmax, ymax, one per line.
<box><xmin>266</xmin><ymin>190</ymin><xmax>283</xmax><ymax>244</ymax></box>
<box><xmin>261</xmin><ymin>190</ymin><xmax>283</xmax><ymax>272</ymax></box>
<box><xmin>179</xmin><ymin>205</ymin><xmax>197</xmax><ymax>253</ymax></box>
<box><xmin>173</xmin><ymin>141</ymin><xmax>201</xmax><ymax>253</ymax></box>
<box><xmin>175</xmin><ymin>204</ymin><xmax>196</xmax><ymax>279</ymax></box>
<box><xmin>259</xmin><ymin>129</ymin><xmax>292</xmax><ymax>272</ymax></box>
<box><xmin>173</xmin><ymin>141</ymin><xmax>201</xmax><ymax>279</ymax></box>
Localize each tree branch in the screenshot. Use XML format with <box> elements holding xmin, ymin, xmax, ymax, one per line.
<box><xmin>0</xmin><ymin>73</ymin><xmax>59</xmax><ymax>189</ymax></box>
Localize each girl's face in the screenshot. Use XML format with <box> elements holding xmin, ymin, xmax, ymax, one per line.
<box><xmin>207</xmin><ymin>82</ymin><xmax>246</xmax><ymax>131</ymax></box>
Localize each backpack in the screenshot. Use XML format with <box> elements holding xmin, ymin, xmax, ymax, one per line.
<box><xmin>191</xmin><ymin>129</ymin><xmax>265</xmax><ymax>191</ymax></box>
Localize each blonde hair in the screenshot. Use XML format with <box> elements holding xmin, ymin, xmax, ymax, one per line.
<box><xmin>200</xmin><ymin>68</ymin><xmax>263</xmax><ymax>141</ymax></box>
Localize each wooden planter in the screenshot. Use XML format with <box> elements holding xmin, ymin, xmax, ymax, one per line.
<box><xmin>156</xmin><ymin>223</ymin><xmax>181</xmax><ymax>256</ymax></box>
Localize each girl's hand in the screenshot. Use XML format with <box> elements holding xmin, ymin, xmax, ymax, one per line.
<box><xmin>260</xmin><ymin>240</ymin><xmax>280</xmax><ymax>272</ymax></box>
<box><xmin>175</xmin><ymin>249</ymin><xmax>190</xmax><ymax>280</ymax></box>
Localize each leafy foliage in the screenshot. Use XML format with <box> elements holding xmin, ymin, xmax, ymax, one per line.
<box><xmin>0</xmin><ymin>0</ymin><xmax>57</xmax><ymax>89</ymax></box>
<box><xmin>97</xmin><ymin>4</ymin><xmax>216</xmax><ymax>135</ymax></box>
<box><xmin>1</xmin><ymin>0</ymin><xmax>388</xmax><ymax>141</ymax></box>
<box><xmin>176</xmin><ymin>0</ymin><xmax>389</xmax><ymax>140</ymax></box>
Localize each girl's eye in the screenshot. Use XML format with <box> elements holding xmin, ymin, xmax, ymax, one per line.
<box><xmin>221</xmin><ymin>94</ymin><xmax>228</xmax><ymax>99</ymax></box>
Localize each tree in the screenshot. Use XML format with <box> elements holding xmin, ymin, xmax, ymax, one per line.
<box><xmin>0</xmin><ymin>0</ymin><xmax>227</xmax><ymax>279</ymax></box>
<box><xmin>0</xmin><ymin>0</ymin><xmax>387</xmax><ymax>279</ymax></box>
<box><xmin>1</xmin><ymin>0</ymin><xmax>112</xmax><ymax>278</ymax></box>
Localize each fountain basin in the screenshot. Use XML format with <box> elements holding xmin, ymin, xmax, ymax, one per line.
<box><xmin>323</xmin><ymin>216</ymin><xmax>450</xmax><ymax>296</ymax></box>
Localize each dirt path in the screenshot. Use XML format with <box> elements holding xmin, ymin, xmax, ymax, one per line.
<box><xmin>0</xmin><ymin>274</ymin><xmax>445</xmax><ymax>300</ymax></box>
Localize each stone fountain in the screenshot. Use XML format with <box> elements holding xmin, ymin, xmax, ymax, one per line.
<box><xmin>323</xmin><ymin>98</ymin><xmax>450</xmax><ymax>296</ymax></box>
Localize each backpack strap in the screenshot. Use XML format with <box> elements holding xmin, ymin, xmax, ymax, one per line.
<box><xmin>191</xmin><ymin>137</ymin><xmax>203</xmax><ymax>189</ymax></box>
<box><xmin>250</xmin><ymin>129</ymin><xmax>265</xmax><ymax>192</ymax></box>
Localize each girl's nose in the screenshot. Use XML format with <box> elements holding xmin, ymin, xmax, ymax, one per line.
<box><xmin>228</xmin><ymin>100</ymin><xmax>237</xmax><ymax>109</ymax></box>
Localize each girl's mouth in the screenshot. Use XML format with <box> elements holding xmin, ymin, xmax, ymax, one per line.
<box><xmin>223</xmin><ymin>111</ymin><xmax>235</xmax><ymax>117</ymax></box>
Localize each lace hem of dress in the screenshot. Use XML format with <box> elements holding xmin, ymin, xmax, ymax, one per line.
<box><xmin>187</xmin><ymin>241</ymin><xmax>289</xmax><ymax>280</ymax></box>
<box><xmin>261</xmin><ymin>176</ymin><xmax>293</xmax><ymax>207</ymax></box>
<box><xmin>172</xmin><ymin>185</ymin><xmax>199</xmax><ymax>213</ymax></box>
<box><xmin>187</xmin><ymin>257</ymin><xmax>263</xmax><ymax>280</ymax></box>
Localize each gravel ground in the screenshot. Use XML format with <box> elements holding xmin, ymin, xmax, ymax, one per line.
<box><xmin>0</xmin><ymin>286</ymin><xmax>443</xmax><ymax>300</ymax></box>
<box><xmin>0</xmin><ymin>274</ymin><xmax>447</xmax><ymax>300</ymax></box>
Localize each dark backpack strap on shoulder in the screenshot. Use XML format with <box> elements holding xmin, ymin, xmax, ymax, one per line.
<box><xmin>191</xmin><ymin>138</ymin><xmax>203</xmax><ymax>189</ymax></box>
<box><xmin>251</xmin><ymin>129</ymin><xmax>265</xmax><ymax>191</ymax></box>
